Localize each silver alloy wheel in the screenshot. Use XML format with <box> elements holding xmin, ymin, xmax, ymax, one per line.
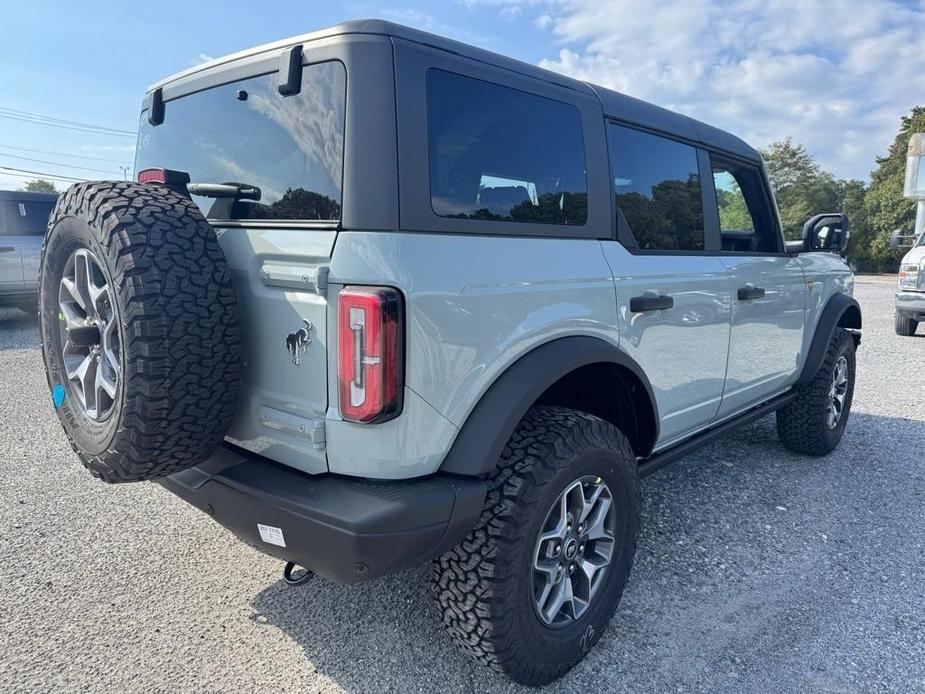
<box><xmin>532</xmin><ymin>475</ymin><xmax>616</xmax><ymax>627</ymax></box>
<box><xmin>827</xmin><ymin>355</ymin><xmax>849</xmax><ymax>429</ymax></box>
<box><xmin>57</xmin><ymin>248</ymin><xmax>120</xmax><ymax>420</ymax></box>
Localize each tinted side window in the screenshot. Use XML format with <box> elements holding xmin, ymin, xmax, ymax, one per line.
<box><xmin>3</xmin><ymin>200</ymin><xmax>55</xmax><ymax>235</ymax></box>
<box><xmin>426</xmin><ymin>70</ymin><xmax>587</xmax><ymax>226</ymax></box>
<box><xmin>136</xmin><ymin>61</ymin><xmax>346</xmax><ymax>222</ymax></box>
<box><xmin>7</xmin><ymin>200</ymin><xmax>55</xmax><ymax>236</ymax></box>
<box><xmin>609</xmin><ymin>124</ymin><xmax>704</xmax><ymax>251</ymax></box>
<box><xmin>711</xmin><ymin>158</ymin><xmax>780</xmax><ymax>253</ymax></box>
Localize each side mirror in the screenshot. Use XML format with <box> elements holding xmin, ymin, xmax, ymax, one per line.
<box><xmin>890</xmin><ymin>228</ymin><xmax>917</xmax><ymax>249</ymax></box>
<box><xmin>802</xmin><ymin>213</ymin><xmax>849</xmax><ymax>253</ymax></box>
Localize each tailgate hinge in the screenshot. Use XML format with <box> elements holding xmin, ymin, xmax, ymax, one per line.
<box><xmin>260</xmin><ymin>263</ymin><xmax>329</xmax><ymax>297</ymax></box>
<box><xmin>259</xmin><ymin>407</ymin><xmax>326</xmax><ymax>450</ymax></box>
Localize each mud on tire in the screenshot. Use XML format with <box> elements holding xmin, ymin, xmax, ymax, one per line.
<box><xmin>39</xmin><ymin>181</ymin><xmax>240</xmax><ymax>483</ymax></box>
<box><xmin>431</xmin><ymin>406</ymin><xmax>640</xmax><ymax>686</ymax></box>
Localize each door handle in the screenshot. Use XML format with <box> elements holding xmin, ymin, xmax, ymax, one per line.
<box><xmin>737</xmin><ymin>286</ymin><xmax>766</xmax><ymax>301</ymax></box>
<box><xmin>629</xmin><ymin>294</ymin><xmax>674</xmax><ymax>312</ymax></box>
<box><xmin>0</xmin><ymin>246</ymin><xmax>15</xmax><ymax>253</ymax></box>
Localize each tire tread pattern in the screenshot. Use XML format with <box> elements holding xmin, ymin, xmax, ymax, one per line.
<box><xmin>895</xmin><ymin>313</ymin><xmax>918</xmax><ymax>336</ymax></box>
<box><xmin>40</xmin><ymin>181</ymin><xmax>240</xmax><ymax>483</ymax></box>
<box><xmin>431</xmin><ymin>406</ymin><xmax>639</xmax><ymax>685</ymax></box>
<box><xmin>776</xmin><ymin>327</ymin><xmax>853</xmax><ymax>456</ymax></box>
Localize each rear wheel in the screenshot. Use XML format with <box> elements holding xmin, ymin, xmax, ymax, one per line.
<box><xmin>39</xmin><ymin>181</ymin><xmax>240</xmax><ymax>482</ymax></box>
<box><xmin>777</xmin><ymin>327</ymin><xmax>855</xmax><ymax>455</ymax></box>
<box><xmin>895</xmin><ymin>313</ymin><xmax>919</xmax><ymax>336</ymax></box>
<box><xmin>431</xmin><ymin>407</ymin><xmax>640</xmax><ymax>685</ymax></box>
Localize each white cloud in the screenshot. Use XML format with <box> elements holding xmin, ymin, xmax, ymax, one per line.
<box><xmin>470</xmin><ymin>0</ymin><xmax>925</xmax><ymax>180</ymax></box>
<box><xmin>242</xmin><ymin>67</ymin><xmax>345</xmax><ymax>196</ymax></box>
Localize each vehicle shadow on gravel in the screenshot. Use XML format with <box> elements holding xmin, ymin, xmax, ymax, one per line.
<box><xmin>0</xmin><ymin>307</ymin><xmax>41</xmax><ymax>351</ymax></box>
<box><xmin>251</xmin><ymin>411</ymin><xmax>925</xmax><ymax>694</ymax></box>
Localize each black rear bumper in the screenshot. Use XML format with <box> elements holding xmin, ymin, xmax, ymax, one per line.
<box><xmin>158</xmin><ymin>446</ymin><xmax>487</xmax><ymax>583</ymax></box>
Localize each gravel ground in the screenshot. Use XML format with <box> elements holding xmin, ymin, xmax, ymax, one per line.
<box><xmin>1</xmin><ymin>276</ymin><xmax>923</xmax><ymax>694</ymax></box>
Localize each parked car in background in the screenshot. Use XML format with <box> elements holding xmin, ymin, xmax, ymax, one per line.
<box><xmin>0</xmin><ymin>190</ymin><xmax>57</xmax><ymax>314</ymax></box>
<box><xmin>891</xmin><ymin>228</ymin><xmax>925</xmax><ymax>335</ymax></box>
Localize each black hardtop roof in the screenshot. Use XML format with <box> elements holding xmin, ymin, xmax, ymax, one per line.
<box><xmin>153</xmin><ymin>18</ymin><xmax>760</xmax><ymax>163</ymax></box>
<box><xmin>0</xmin><ymin>190</ymin><xmax>58</xmax><ymax>201</ymax></box>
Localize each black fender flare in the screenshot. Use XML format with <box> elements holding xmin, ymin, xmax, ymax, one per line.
<box><xmin>439</xmin><ymin>336</ymin><xmax>659</xmax><ymax>477</ymax></box>
<box><xmin>796</xmin><ymin>293</ymin><xmax>862</xmax><ymax>386</ymax></box>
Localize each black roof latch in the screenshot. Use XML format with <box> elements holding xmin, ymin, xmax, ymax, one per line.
<box><xmin>146</xmin><ymin>88</ymin><xmax>165</xmax><ymax>126</ymax></box>
<box><xmin>278</xmin><ymin>45</ymin><xmax>304</xmax><ymax>96</ymax></box>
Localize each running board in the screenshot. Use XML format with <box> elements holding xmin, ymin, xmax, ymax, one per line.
<box><xmin>638</xmin><ymin>391</ymin><xmax>797</xmax><ymax>478</ymax></box>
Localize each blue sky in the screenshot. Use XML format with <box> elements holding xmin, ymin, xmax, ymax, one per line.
<box><xmin>2</xmin><ymin>0</ymin><xmax>923</xmax><ymax>190</ymax></box>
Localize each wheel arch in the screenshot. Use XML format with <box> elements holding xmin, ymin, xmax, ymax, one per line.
<box><xmin>797</xmin><ymin>292</ymin><xmax>861</xmax><ymax>386</ymax></box>
<box><xmin>439</xmin><ymin>336</ymin><xmax>659</xmax><ymax>477</ymax></box>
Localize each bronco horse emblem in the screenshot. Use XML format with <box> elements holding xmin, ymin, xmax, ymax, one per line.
<box><xmin>286</xmin><ymin>320</ymin><xmax>313</xmax><ymax>366</ymax></box>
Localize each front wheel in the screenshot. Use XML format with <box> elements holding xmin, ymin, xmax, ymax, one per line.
<box><xmin>777</xmin><ymin>327</ymin><xmax>856</xmax><ymax>455</ymax></box>
<box><xmin>431</xmin><ymin>407</ymin><xmax>640</xmax><ymax>686</ymax></box>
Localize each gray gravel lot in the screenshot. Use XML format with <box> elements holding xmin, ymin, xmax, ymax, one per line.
<box><xmin>1</xmin><ymin>276</ymin><xmax>923</xmax><ymax>694</ymax></box>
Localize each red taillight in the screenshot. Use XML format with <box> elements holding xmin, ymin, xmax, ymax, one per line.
<box><xmin>137</xmin><ymin>168</ymin><xmax>191</xmax><ymax>186</ymax></box>
<box><xmin>137</xmin><ymin>168</ymin><xmax>165</xmax><ymax>184</ymax></box>
<box><xmin>337</xmin><ymin>286</ymin><xmax>403</xmax><ymax>423</ymax></box>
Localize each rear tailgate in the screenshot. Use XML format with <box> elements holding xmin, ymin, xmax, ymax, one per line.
<box><xmin>219</xmin><ymin>227</ymin><xmax>333</xmax><ymax>473</ymax></box>
<box><xmin>135</xmin><ymin>59</ymin><xmax>347</xmax><ymax>474</ymax></box>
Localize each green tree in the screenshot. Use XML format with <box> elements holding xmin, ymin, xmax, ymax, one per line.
<box><xmin>860</xmin><ymin>106</ymin><xmax>925</xmax><ymax>272</ymax></box>
<box><xmin>269</xmin><ymin>188</ymin><xmax>340</xmax><ymax>220</ymax></box>
<box><xmin>760</xmin><ymin>138</ymin><xmax>844</xmax><ymax>240</ymax></box>
<box><xmin>762</xmin><ymin>137</ymin><xmax>821</xmax><ymax>191</ymax></box>
<box><xmin>759</xmin><ymin>138</ymin><xmax>880</xmax><ymax>270</ymax></box>
<box><xmin>716</xmin><ymin>183</ymin><xmax>753</xmax><ymax>231</ymax></box>
<box><xmin>22</xmin><ymin>179</ymin><xmax>56</xmax><ymax>193</ymax></box>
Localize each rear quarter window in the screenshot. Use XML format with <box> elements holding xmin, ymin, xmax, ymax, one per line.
<box><xmin>426</xmin><ymin>69</ymin><xmax>588</xmax><ymax>226</ymax></box>
<box><xmin>135</xmin><ymin>61</ymin><xmax>346</xmax><ymax>222</ymax></box>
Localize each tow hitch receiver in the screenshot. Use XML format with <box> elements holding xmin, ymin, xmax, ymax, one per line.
<box><xmin>283</xmin><ymin>561</ymin><xmax>314</xmax><ymax>586</ymax></box>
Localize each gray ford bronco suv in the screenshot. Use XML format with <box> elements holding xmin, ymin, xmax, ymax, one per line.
<box><xmin>38</xmin><ymin>20</ymin><xmax>861</xmax><ymax>685</ymax></box>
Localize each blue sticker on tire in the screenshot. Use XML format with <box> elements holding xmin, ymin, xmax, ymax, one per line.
<box><xmin>52</xmin><ymin>384</ymin><xmax>65</xmax><ymax>408</ymax></box>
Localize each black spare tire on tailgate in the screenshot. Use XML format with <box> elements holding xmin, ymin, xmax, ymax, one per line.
<box><xmin>39</xmin><ymin>181</ymin><xmax>240</xmax><ymax>482</ymax></box>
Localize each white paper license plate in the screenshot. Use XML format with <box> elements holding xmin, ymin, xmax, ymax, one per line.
<box><xmin>257</xmin><ymin>523</ymin><xmax>286</xmax><ymax>547</ymax></box>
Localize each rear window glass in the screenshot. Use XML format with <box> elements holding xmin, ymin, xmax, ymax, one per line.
<box><xmin>135</xmin><ymin>61</ymin><xmax>346</xmax><ymax>222</ymax></box>
<box><xmin>2</xmin><ymin>199</ymin><xmax>55</xmax><ymax>235</ymax></box>
<box><xmin>426</xmin><ymin>69</ymin><xmax>587</xmax><ymax>226</ymax></box>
